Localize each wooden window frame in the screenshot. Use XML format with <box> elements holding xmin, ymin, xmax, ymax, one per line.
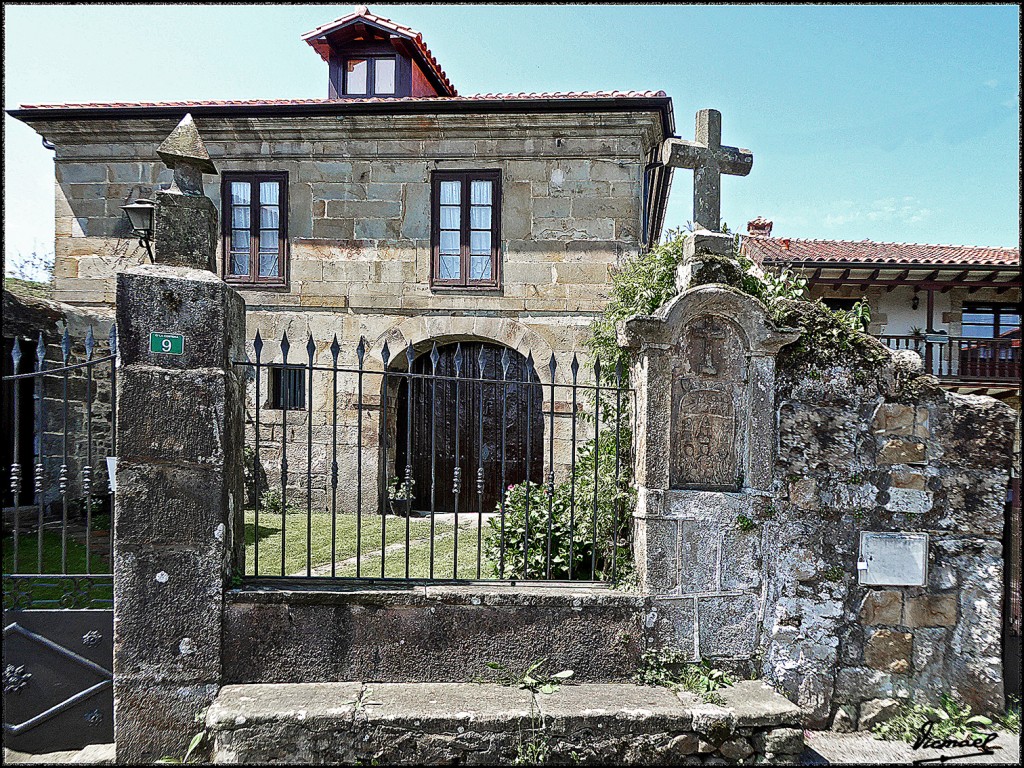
<box><xmin>342</xmin><ymin>55</ymin><xmax>398</xmax><ymax>96</ymax></box>
<box><xmin>221</xmin><ymin>171</ymin><xmax>289</xmax><ymax>288</ymax></box>
<box><xmin>962</xmin><ymin>302</ymin><xmax>1021</xmax><ymax>339</ymax></box>
<box><xmin>430</xmin><ymin>170</ymin><xmax>502</xmax><ymax>291</ymax></box>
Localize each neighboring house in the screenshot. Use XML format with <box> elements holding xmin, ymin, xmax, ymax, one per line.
<box><xmin>742</xmin><ymin>216</ymin><xmax>1021</xmax><ymax>403</ymax></box>
<box><xmin>6</xmin><ymin>6</ymin><xmax>675</xmax><ymax>517</ymax></box>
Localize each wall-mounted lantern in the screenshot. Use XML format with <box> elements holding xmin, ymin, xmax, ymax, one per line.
<box><xmin>121</xmin><ymin>198</ymin><xmax>156</xmax><ymax>260</ymax></box>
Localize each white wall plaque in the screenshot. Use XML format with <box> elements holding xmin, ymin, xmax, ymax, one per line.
<box><xmin>857</xmin><ymin>531</ymin><xmax>928</xmax><ymax>586</ymax></box>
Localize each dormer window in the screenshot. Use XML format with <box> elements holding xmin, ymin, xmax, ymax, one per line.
<box><xmin>303</xmin><ymin>7</ymin><xmax>457</xmax><ymax>100</ymax></box>
<box><xmin>343</xmin><ymin>56</ymin><xmax>396</xmax><ymax>96</ymax></box>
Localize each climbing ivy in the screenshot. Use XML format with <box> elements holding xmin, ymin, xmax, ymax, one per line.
<box><xmin>585</xmin><ymin>228</ymin><xmax>884</xmax><ymax>380</ymax></box>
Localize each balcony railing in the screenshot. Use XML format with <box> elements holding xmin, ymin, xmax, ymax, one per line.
<box><xmin>878</xmin><ymin>334</ymin><xmax>1021</xmax><ymax>386</ymax></box>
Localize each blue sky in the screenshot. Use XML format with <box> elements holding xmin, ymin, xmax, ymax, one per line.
<box><xmin>3</xmin><ymin>3</ymin><xmax>1020</xmax><ymax>272</ymax></box>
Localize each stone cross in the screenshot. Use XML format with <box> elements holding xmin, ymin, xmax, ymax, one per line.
<box><xmin>662</xmin><ymin>109</ymin><xmax>753</xmax><ymax>232</ymax></box>
<box><xmin>693</xmin><ymin>323</ymin><xmax>727</xmax><ymax>376</ymax></box>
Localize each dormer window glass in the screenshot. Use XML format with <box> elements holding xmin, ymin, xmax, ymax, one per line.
<box><xmin>344</xmin><ymin>56</ymin><xmax>397</xmax><ymax>96</ymax></box>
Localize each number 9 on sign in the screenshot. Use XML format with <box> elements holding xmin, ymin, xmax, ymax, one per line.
<box><xmin>150</xmin><ymin>332</ymin><xmax>184</xmax><ymax>356</ymax></box>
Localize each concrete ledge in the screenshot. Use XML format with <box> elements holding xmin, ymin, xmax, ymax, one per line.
<box><xmin>231</xmin><ymin>580</ymin><xmax>643</xmax><ymax>607</ymax></box>
<box><xmin>207</xmin><ymin>681</ymin><xmax>804</xmax><ymax>765</ymax></box>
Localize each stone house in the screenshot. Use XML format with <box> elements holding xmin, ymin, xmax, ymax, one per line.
<box><xmin>7</xmin><ymin>6</ymin><xmax>675</xmax><ymax>516</ymax></box>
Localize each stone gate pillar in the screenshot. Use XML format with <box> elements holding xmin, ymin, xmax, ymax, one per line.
<box><xmin>619</xmin><ymin>230</ymin><xmax>798</xmax><ymax>665</ymax></box>
<box><xmin>112</xmin><ymin>115</ymin><xmax>245</xmax><ymax>763</ymax></box>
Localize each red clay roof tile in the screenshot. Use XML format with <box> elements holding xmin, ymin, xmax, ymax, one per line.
<box><xmin>743</xmin><ymin>236</ymin><xmax>1020</xmax><ymax>269</ymax></box>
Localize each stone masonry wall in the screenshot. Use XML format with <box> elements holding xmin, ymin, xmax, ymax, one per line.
<box><xmin>2</xmin><ymin>289</ymin><xmax>115</xmax><ymax>517</ymax></box>
<box><xmin>762</xmin><ymin>352</ymin><xmax>1015</xmax><ymax>728</ymax></box>
<box><xmin>41</xmin><ymin>110</ymin><xmax>662</xmax><ymax>516</ymax></box>
<box><xmin>623</xmin><ymin>235</ymin><xmax>1014</xmax><ymax>733</ymax></box>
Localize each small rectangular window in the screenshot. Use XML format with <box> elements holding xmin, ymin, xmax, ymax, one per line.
<box><xmin>431</xmin><ymin>171</ymin><xmax>501</xmax><ymax>289</ymax></box>
<box><xmin>270</xmin><ymin>366</ymin><xmax>306</xmax><ymax>410</ymax></box>
<box><xmin>222</xmin><ymin>172</ymin><xmax>288</xmax><ymax>287</ymax></box>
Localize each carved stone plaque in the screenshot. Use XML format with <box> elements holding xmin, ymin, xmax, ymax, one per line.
<box><xmin>670</xmin><ymin>315</ymin><xmax>746</xmax><ymax>489</ymax></box>
<box><xmin>857</xmin><ymin>532</ymin><xmax>928</xmax><ymax>586</ymax></box>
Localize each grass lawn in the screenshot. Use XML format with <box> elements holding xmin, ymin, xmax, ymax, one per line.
<box><xmin>2</xmin><ymin>526</ymin><xmax>112</xmax><ymax>607</ymax></box>
<box><xmin>245</xmin><ymin>511</ymin><xmax>499</xmax><ymax>580</ymax></box>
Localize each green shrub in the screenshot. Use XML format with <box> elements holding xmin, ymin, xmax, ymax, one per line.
<box><xmin>872</xmin><ymin>695</ymin><xmax>995</xmax><ymax>742</ymax></box>
<box><xmin>484</xmin><ymin>428</ymin><xmax>634</xmax><ymax>581</ymax></box>
<box><xmin>1000</xmin><ymin>696</ymin><xmax>1020</xmax><ymax>733</ymax></box>
<box><xmin>635</xmin><ymin>647</ymin><xmax>734</xmax><ymax>695</ymax></box>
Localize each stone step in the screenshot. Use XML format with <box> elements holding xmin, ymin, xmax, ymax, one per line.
<box><xmin>206</xmin><ymin>680</ymin><xmax>804</xmax><ymax>765</ymax></box>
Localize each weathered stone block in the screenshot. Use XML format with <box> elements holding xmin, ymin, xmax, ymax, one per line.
<box><xmin>116</xmin><ymin>367</ymin><xmax>235</xmax><ymax>467</ymax></box>
<box><xmin>871</xmin><ymin>403</ymin><xmax>928</xmax><ymax>436</ymax></box>
<box><xmin>884</xmin><ymin>487</ymin><xmax>932</xmax><ymax>514</ymax></box>
<box><xmin>877</xmin><ymin>439</ymin><xmax>926</xmax><ymax>465</ymax></box>
<box><xmin>678</xmin><ymin>520</ymin><xmax>718</xmax><ymax>594</ymax></box>
<box><xmin>833</xmin><ymin>667</ymin><xmax>896</xmax><ymax>703</ymax></box>
<box><xmin>648</xmin><ymin>597</ymin><xmax>696</xmax><ymax>658</ymax></box>
<box><xmin>904</xmin><ymin>594</ymin><xmax>957</xmax><ymax>628</ymax></box>
<box><xmin>114</xmin><ymin>461</ymin><xmax>230</xmax><ymax>549</ymax></box>
<box><xmin>697</xmin><ymin>595</ymin><xmax>758</xmax><ymax>659</ymax></box>
<box><xmin>858</xmin><ymin>698</ymin><xmax>901</xmax><ymax>729</ymax></box>
<box><xmin>114</xmin><ymin>680</ymin><xmax>219</xmax><ymax>764</ymax></box>
<box><xmin>864</xmin><ymin>629</ymin><xmax>912</xmax><ymax>674</ymax></box>
<box><xmin>858</xmin><ymin>591</ymin><xmax>903</xmax><ymax>626</ymax></box>
<box><xmin>115</xmin><ymin>266</ymin><xmax>246</xmax><ymax>370</ymax></box>
<box><xmin>763</xmin><ymin>727</ymin><xmax>803</xmax><ymax>755</ymax></box>
<box><xmin>113</xmin><ymin>546</ymin><xmax>223</xmax><ymax>680</ymax></box>
<box><xmin>153</xmin><ymin>192</ymin><xmax>218</xmax><ymax>271</ymax></box>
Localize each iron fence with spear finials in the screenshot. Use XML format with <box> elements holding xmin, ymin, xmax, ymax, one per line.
<box><xmin>2</xmin><ymin>325</ymin><xmax>116</xmax><ymax>610</ymax></box>
<box><xmin>237</xmin><ymin>329</ymin><xmax>634</xmax><ymax>584</ymax></box>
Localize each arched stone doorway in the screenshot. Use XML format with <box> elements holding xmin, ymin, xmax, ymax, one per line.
<box><xmin>393</xmin><ymin>341</ymin><xmax>544</xmax><ymax>515</ymax></box>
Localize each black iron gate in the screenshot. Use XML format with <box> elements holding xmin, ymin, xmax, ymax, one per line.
<box><xmin>2</xmin><ymin>327</ymin><xmax>116</xmax><ymax>753</ymax></box>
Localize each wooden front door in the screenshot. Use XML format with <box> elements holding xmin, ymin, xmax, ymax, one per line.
<box><xmin>394</xmin><ymin>342</ymin><xmax>543</xmax><ymax>515</ymax></box>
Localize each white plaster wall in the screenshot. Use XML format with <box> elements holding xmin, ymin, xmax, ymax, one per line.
<box><xmin>876</xmin><ymin>287</ymin><xmax>952</xmax><ymax>336</ymax></box>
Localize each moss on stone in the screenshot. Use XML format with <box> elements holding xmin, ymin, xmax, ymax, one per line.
<box><xmin>690</xmin><ymin>254</ymin><xmax>746</xmax><ymax>290</ymax></box>
<box><xmin>774</xmin><ymin>299</ymin><xmax>889</xmax><ymax>375</ymax></box>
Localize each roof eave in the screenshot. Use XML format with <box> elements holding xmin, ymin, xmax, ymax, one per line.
<box><xmin>761</xmin><ymin>258</ymin><xmax>1021</xmax><ymax>272</ymax></box>
<box><xmin>7</xmin><ymin>96</ymin><xmax>675</xmax><ymax>135</ymax></box>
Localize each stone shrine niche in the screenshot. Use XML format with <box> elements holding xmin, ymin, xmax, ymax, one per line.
<box><xmin>670</xmin><ymin>314</ymin><xmax>747</xmax><ymax>490</ymax></box>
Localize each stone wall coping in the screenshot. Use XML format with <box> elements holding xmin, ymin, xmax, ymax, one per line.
<box><xmin>618</xmin><ymin>283</ymin><xmax>800</xmax><ymax>355</ymax></box>
<box><xmin>207</xmin><ymin>680</ymin><xmax>803</xmax><ymax>732</ymax></box>
<box><xmin>227</xmin><ymin>581</ymin><xmax>644</xmax><ymax>609</ymax></box>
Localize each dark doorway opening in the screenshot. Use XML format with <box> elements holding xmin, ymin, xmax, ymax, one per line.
<box><xmin>394</xmin><ymin>341</ymin><xmax>543</xmax><ymax>515</ymax></box>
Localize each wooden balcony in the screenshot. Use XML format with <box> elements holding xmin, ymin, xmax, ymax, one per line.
<box><xmin>878</xmin><ymin>334</ymin><xmax>1021</xmax><ymax>390</ymax></box>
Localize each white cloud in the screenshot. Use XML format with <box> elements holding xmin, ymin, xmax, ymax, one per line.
<box><xmin>984</xmin><ymin>78</ymin><xmax>999</xmax><ymax>89</ymax></box>
<box><xmin>823</xmin><ymin>196</ymin><xmax>932</xmax><ymax>228</ymax></box>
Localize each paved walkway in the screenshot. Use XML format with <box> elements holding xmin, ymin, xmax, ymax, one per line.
<box><xmin>801</xmin><ymin>730</ymin><xmax>1020</xmax><ymax>765</ymax></box>
<box><xmin>6</xmin><ymin>730</ymin><xmax>1019</xmax><ymax>764</ymax></box>
<box><xmin>3</xmin><ymin>743</ymin><xmax>114</xmax><ymax>764</ymax></box>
